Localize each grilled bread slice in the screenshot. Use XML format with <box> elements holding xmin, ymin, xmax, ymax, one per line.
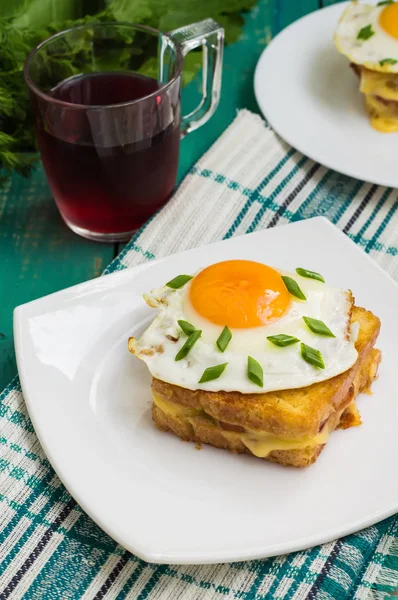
<box><xmin>151</xmin><ymin>306</ymin><xmax>381</xmax><ymax>467</ymax></box>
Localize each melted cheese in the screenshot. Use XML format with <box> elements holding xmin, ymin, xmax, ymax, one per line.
<box><xmin>353</xmin><ymin>67</ymin><xmax>398</xmax><ymax>132</ymax></box>
<box><xmin>217</xmin><ymin>427</ymin><xmax>329</xmax><ymax>458</ymax></box>
<box><xmin>152</xmin><ymin>393</ymin><xmax>202</xmax><ymax>418</ymax></box>
<box><xmin>360</xmin><ymin>68</ymin><xmax>398</xmax><ymax>102</ymax></box>
<box><xmin>365</xmin><ymin>96</ymin><xmax>398</xmax><ymax>133</ymax></box>
<box><xmin>153</xmin><ymin>393</ymin><xmax>330</xmax><ymax>458</ymax></box>
<box><xmin>343</xmin><ymin>400</ymin><xmax>361</xmax><ymax>420</ymax></box>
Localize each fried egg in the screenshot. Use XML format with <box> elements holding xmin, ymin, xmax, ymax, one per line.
<box><xmin>129</xmin><ymin>260</ymin><xmax>358</xmax><ymax>393</ymax></box>
<box><xmin>335</xmin><ymin>2</ymin><xmax>398</xmax><ymax>73</ymax></box>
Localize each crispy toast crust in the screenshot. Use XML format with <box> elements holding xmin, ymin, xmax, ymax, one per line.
<box><xmin>153</xmin><ymin>348</ymin><xmax>381</xmax><ymax>467</ymax></box>
<box><xmin>152</xmin><ymin>306</ymin><xmax>380</xmax><ymax>438</ymax></box>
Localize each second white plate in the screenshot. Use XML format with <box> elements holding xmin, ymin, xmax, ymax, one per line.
<box><xmin>254</xmin><ymin>2</ymin><xmax>398</xmax><ymax>188</ymax></box>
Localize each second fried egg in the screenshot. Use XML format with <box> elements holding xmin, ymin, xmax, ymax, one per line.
<box><xmin>335</xmin><ymin>2</ymin><xmax>398</xmax><ymax>73</ymax></box>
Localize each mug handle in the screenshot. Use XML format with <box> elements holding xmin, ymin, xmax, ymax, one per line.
<box><xmin>169</xmin><ymin>19</ymin><xmax>224</xmax><ymax>137</ymax></box>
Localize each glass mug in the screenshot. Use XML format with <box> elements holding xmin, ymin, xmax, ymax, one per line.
<box><xmin>24</xmin><ymin>20</ymin><xmax>224</xmax><ymax>242</ymax></box>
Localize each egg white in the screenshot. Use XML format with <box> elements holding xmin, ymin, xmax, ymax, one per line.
<box><xmin>130</xmin><ymin>269</ymin><xmax>358</xmax><ymax>393</ymax></box>
<box><xmin>335</xmin><ymin>2</ymin><xmax>398</xmax><ymax>73</ymax></box>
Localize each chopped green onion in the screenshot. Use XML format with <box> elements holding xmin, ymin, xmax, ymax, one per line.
<box><xmin>178</xmin><ymin>320</ymin><xmax>196</xmax><ymax>335</ymax></box>
<box><xmin>199</xmin><ymin>363</ymin><xmax>228</xmax><ymax>383</ymax></box>
<box><xmin>175</xmin><ymin>330</ymin><xmax>202</xmax><ymax>361</ymax></box>
<box><xmin>216</xmin><ymin>326</ymin><xmax>232</xmax><ymax>352</ymax></box>
<box><xmin>247</xmin><ymin>356</ymin><xmax>263</xmax><ymax>387</ymax></box>
<box><xmin>296</xmin><ymin>267</ymin><xmax>325</xmax><ymax>283</ymax></box>
<box><xmin>166</xmin><ymin>274</ymin><xmax>193</xmax><ymax>289</ymax></box>
<box><xmin>380</xmin><ymin>58</ymin><xmax>398</xmax><ymax>66</ymax></box>
<box><xmin>267</xmin><ymin>334</ymin><xmax>300</xmax><ymax>347</ymax></box>
<box><xmin>300</xmin><ymin>343</ymin><xmax>325</xmax><ymax>369</ymax></box>
<box><xmin>357</xmin><ymin>25</ymin><xmax>375</xmax><ymax>41</ymax></box>
<box><xmin>303</xmin><ymin>316</ymin><xmax>335</xmax><ymax>338</ymax></box>
<box><xmin>281</xmin><ymin>276</ymin><xmax>306</xmax><ymax>300</ymax></box>
<box><xmin>378</xmin><ymin>0</ymin><xmax>393</xmax><ymax>5</ymax></box>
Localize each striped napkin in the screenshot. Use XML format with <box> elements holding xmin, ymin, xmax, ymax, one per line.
<box><xmin>1</xmin><ymin>109</ymin><xmax>397</xmax><ymax>600</ymax></box>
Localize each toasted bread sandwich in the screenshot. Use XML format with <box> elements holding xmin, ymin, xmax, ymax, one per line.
<box><xmin>129</xmin><ymin>260</ymin><xmax>381</xmax><ymax>467</ymax></box>
<box><xmin>335</xmin><ymin>2</ymin><xmax>398</xmax><ymax>133</ymax></box>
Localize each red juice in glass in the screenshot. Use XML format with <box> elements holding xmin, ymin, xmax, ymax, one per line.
<box><xmin>38</xmin><ymin>72</ymin><xmax>180</xmax><ymax>236</ymax></box>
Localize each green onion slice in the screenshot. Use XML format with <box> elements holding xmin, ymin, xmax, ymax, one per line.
<box><xmin>267</xmin><ymin>334</ymin><xmax>300</xmax><ymax>347</ymax></box>
<box><xmin>281</xmin><ymin>276</ymin><xmax>306</xmax><ymax>300</ymax></box>
<box><xmin>175</xmin><ymin>330</ymin><xmax>201</xmax><ymax>361</ymax></box>
<box><xmin>378</xmin><ymin>0</ymin><xmax>393</xmax><ymax>5</ymax></box>
<box><xmin>380</xmin><ymin>58</ymin><xmax>398</xmax><ymax>66</ymax></box>
<box><xmin>247</xmin><ymin>356</ymin><xmax>263</xmax><ymax>387</ymax></box>
<box><xmin>303</xmin><ymin>316</ymin><xmax>335</xmax><ymax>337</ymax></box>
<box><xmin>216</xmin><ymin>326</ymin><xmax>232</xmax><ymax>352</ymax></box>
<box><xmin>357</xmin><ymin>25</ymin><xmax>375</xmax><ymax>41</ymax></box>
<box><xmin>199</xmin><ymin>363</ymin><xmax>228</xmax><ymax>383</ymax></box>
<box><xmin>296</xmin><ymin>267</ymin><xmax>325</xmax><ymax>283</ymax></box>
<box><xmin>178</xmin><ymin>320</ymin><xmax>196</xmax><ymax>335</ymax></box>
<box><xmin>300</xmin><ymin>343</ymin><xmax>325</xmax><ymax>369</ymax></box>
<box><xmin>166</xmin><ymin>274</ymin><xmax>193</xmax><ymax>289</ymax></box>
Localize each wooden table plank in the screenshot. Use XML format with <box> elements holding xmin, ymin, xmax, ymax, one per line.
<box><xmin>321</xmin><ymin>0</ymin><xmax>345</xmax><ymax>7</ymax></box>
<box><xmin>1</xmin><ymin>0</ymin><xmax>329</xmax><ymax>390</ymax></box>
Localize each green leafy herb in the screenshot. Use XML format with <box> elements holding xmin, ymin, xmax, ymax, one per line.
<box><xmin>378</xmin><ymin>0</ymin><xmax>393</xmax><ymax>5</ymax></box>
<box><xmin>175</xmin><ymin>329</ymin><xmax>201</xmax><ymax>361</ymax></box>
<box><xmin>199</xmin><ymin>363</ymin><xmax>228</xmax><ymax>383</ymax></box>
<box><xmin>216</xmin><ymin>326</ymin><xmax>232</xmax><ymax>352</ymax></box>
<box><xmin>357</xmin><ymin>25</ymin><xmax>375</xmax><ymax>41</ymax></box>
<box><xmin>300</xmin><ymin>343</ymin><xmax>325</xmax><ymax>369</ymax></box>
<box><xmin>0</xmin><ymin>0</ymin><xmax>256</xmax><ymax>181</ymax></box>
<box><xmin>166</xmin><ymin>274</ymin><xmax>193</xmax><ymax>289</ymax></box>
<box><xmin>296</xmin><ymin>267</ymin><xmax>325</xmax><ymax>283</ymax></box>
<box><xmin>281</xmin><ymin>276</ymin><xmax>306</xmax><ymax>300</ymax></box>
<box><xmin>247</xmin><ymin>356</ymin><xmax>263</xmax><ymax>387</ymax></box>
<box><xmin>178</xmin><ymin>320</ymin><xmax>196</xmax><ymax>335</ymax></box>
<box><xmin>303</xmin><ymin>316</ymin><xmax>335</xmax><ymax>337</ymax></box>
<box><xmin>380</xmin><ymin>58</ymin><xmax>398</xmax><ymax>66</ymax></box>
<box><xmin>267</xmin><ymin>334</ymin><xmax>300</xmax><ymax>347</ymax></box>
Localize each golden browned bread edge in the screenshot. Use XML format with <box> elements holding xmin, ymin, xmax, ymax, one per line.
<box><xmin>153</xmin><ymin>348</ymin><xmax>381</xmax><ymax>467</ymax></box>
<box><xmin>152</xmin><ymin>306</ymin><xmax>381</xmax><ymax>437</ymax></box>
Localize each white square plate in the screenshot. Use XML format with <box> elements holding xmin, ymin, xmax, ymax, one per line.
<box><xmin>14</xmin><ymin>217</ymin><xmax>398</xmax><ymax>564</ymax></box>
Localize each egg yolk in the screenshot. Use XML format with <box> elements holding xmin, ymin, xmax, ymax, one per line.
<box><xmin>189</xmin><ymin>260</ymin><xmax>291</xmax><ymax>328</ymax></box>
<box><xmin>380</xmin><ymin>3</ymin><xmax>398</xmax><ymax>39</ymax></box>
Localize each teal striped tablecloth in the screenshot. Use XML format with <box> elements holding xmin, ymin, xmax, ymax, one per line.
<box><xmin>1</xmin><ymin>110</ymin><xmax>397</xmax><ymax>599</ymax></box>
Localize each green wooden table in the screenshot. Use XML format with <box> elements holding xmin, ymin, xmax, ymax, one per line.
<box><xmin>0</xmin><ymin>0</ymin><xmax>343</xmax><ymax>389</ymax></box>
